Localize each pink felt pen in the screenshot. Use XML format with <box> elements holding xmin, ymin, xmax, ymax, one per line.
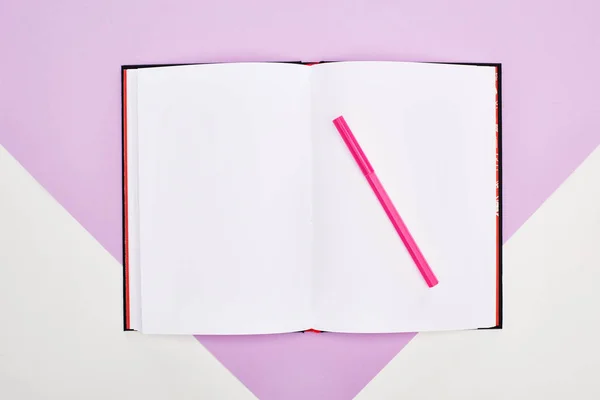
<box><xmin>332</xmin><ymin>116</ymin><xmax>439</xmax><ymax>288</ymax></box>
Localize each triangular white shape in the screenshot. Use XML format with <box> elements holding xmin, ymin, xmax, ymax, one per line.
<box><xmin>0</xmin><ymin>145</ymin><xmax>255</xmax><ymax>399</ymax></box>
<box><xmin>356</xmin><ymin>144</ymin><xmax>600</xmax><ymax>399</ymax></box>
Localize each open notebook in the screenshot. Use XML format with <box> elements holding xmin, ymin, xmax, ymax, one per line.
<box><xmin>122</xmin><ymin>61</ymin><xmax>502</xmax><ymax>335</ymax></box>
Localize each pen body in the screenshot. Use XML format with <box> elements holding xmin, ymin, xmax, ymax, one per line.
<box><xmin>366</xmin><ymin>172</ymin><xmax>439</xmax><ymax>288</ymax></box>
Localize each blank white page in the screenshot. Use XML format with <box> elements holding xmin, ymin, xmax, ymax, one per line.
<box><xmin>135</xmin><ymin>63</ymin><xmax>313</xmax><ymax>334</ymax></box>
<box><xmin>310</xmin><ymin>62</ymin><xmax>497</xmax><ymax>332</ymax></box>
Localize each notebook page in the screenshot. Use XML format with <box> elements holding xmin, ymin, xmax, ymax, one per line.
<box><xmin>135</xmin><ymin>63</ymin><xmax>312</xmax><ymax>334</ymax></box>
<box><xmin>310</xmin><ymin>62</ymin><xmax>497</xmax><ymax>332</ymax></box>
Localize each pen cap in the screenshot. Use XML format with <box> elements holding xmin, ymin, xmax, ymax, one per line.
<box><xmin>333</xmin><ymin>116</ymin><xmax>374</xmax><ymax>176</ymax></box>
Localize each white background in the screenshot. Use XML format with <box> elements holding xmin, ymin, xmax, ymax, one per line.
<box><xmin>1</xmin><ymin>143</ymin><xmax>599</xmax><ymax>399</ymax></box>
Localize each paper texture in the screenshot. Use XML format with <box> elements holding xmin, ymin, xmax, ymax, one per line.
<box><xmin>310</xmin><ymin>62</ymin><xmax>497</xmax><ymax>332</ymax></box>
<box><xmin>126</xmin><ymin>61</ymin><xmax>498</xmax><ymax>334</ymax></box>
<box><xmin>134</xmin><ymin>63</ymin><xmax>313</xmax><ymax>334</ymax></box>
<box><xmin>125</xmin><ymin>70</ymin><xmax>142</xmax><ymax>331</ymax></box>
